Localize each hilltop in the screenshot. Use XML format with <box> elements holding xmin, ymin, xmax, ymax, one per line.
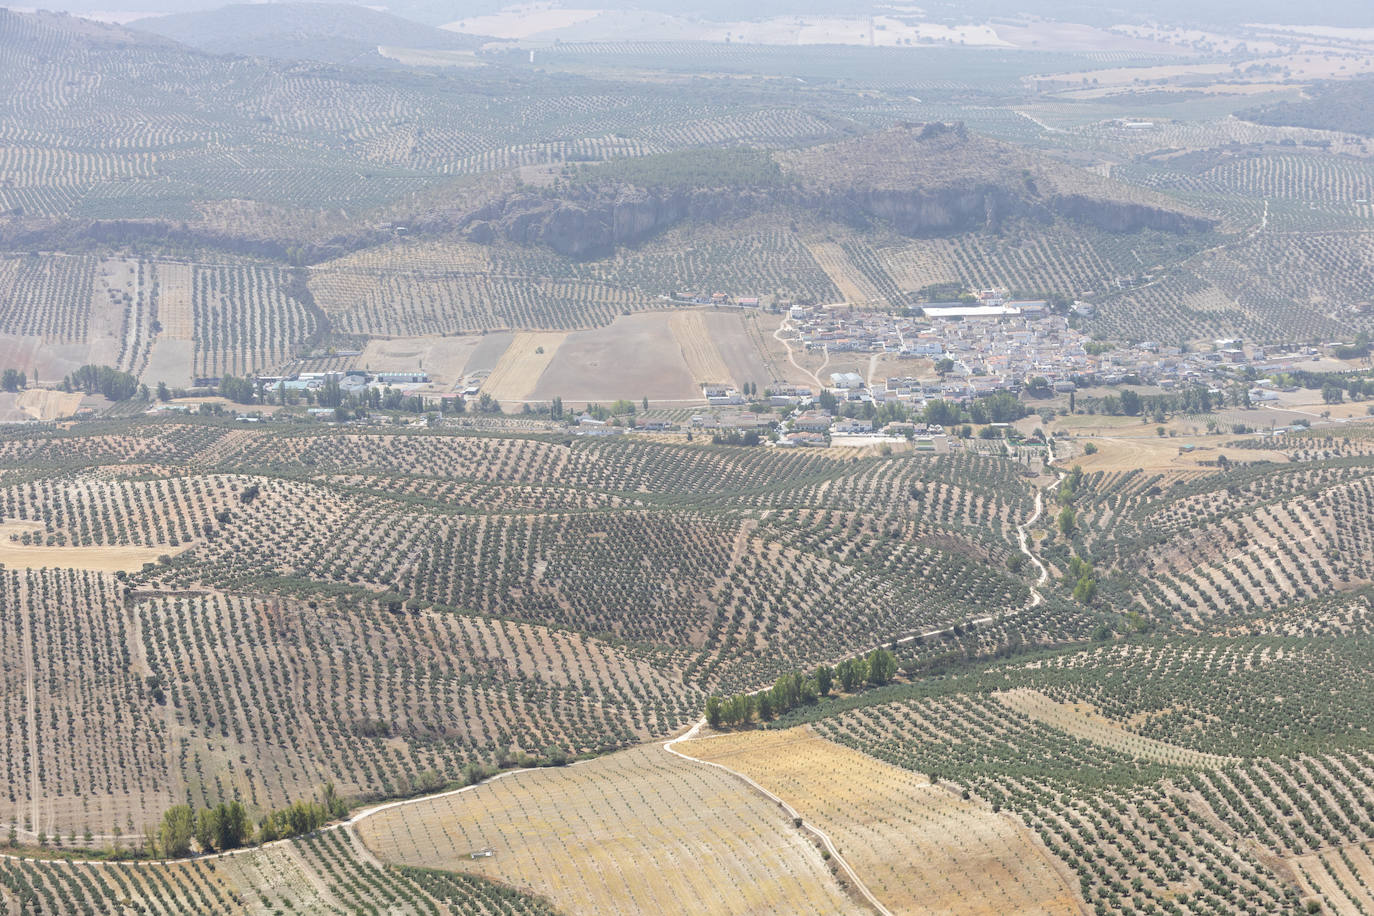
<box><xmin>457</xmin><ymin>125</ymin><xmax>1215</xmax><ymax>258</ymax></box>
<box><xmin>1241</xmin><ymin>77</ymin><xmax>1374</xmax><ymax>137</ymax></box>
<box><xmin>131</xmin><ymin>2</ymin><xmax>487</xmax><ymax>66</ymax></box>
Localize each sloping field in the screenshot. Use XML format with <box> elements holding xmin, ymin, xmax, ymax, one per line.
<box><xmin>996</xmin><ymin>688</ymin><xmax>1234</xmax><ymax>768</ymax></box>
<box><xmin>679</xmin><ymin>727</ymin><xmax>1082</xmax><ymax>915</ymax></box>
<box><xmin>706</xmin><ymin>310</ymin><xmax>777</xmax><ymax>392</ymax></box>
<box><xmin>142</xmin><ymin>261</ymin><xmax>195</xmax><ymax>387</ymax></box>
<box><xmin>670</xmin><ymin>311</ymin><xmax>731</xmax><ymax>386</ymax></box>
<box><xmin>481</xmin><ymin>331</ymin><xmax>567</xmax><ymax>401</ymax></box>
<box><xmin>802</xmin><ymin>238</ymin><xmax>879</xmax><ymax>305</ymax></box>
<box><xmin>1291</xmin><ymin>842</ymin><xmax>1374</xmax><ymax>915</ymax></box>
<box><xmin>356</xmin><ymin>742</ymin><xmax>863</xmax><ymax>915</ymax></box>
<box><xmin>154</xmin><ymin>262</ymin><xmax>194</xmax><ymax>341</ymax></box>
<box><xmin>530</xmin><ymin>311</ymin><xmax>701</xmax><ymax>403</ymax></box>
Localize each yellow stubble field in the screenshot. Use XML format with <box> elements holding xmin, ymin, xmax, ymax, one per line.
<box><xmin>356</xmin><ymin>741</ymin><xmax>863</xmax><ymax>915</ymax></box>
<box><xmin>480</xmin><ymin>331</ymin><xmax>567</xmax><ymax>402</ymax></box>
<box><xmin>669</xmin><ymin>311</ymin><xmax>732</xmax><ymax>386</ymax></box>
<box><xmin>679</xmin><ymin>727</ymin><xmax>1084</xmax><ymax>916</ymax></box>
<box><xmin>996</xmin><ymin>688</ymin><xmax>1233</xmax><ymax>769</ymax></box>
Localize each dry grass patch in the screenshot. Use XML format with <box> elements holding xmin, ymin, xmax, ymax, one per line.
<box><xmin>679</xmin><ymin>727</ymin><xmax>1082</xmax><ymax>915</ymax></box>
<box><xmin>154</xmin><ymin>262</ymin><xmax>194</xmax><ymax>340</ymax></box>
<box><xmin>0</xmin><ymin>520</ymin><xmax>181</xmax><ymax>572</ymax></box>
<box><xmin>996</xmin><ymin>689</ymin><xmax>1234</xmax><ymax>769</ymax></box>
<box><xmin>357</xmin><ymin>742</ymin><xmax>861</xmax><ymax>916</ymax></box>
<box><xmin>481</xmin><ymin>332</ymin><xmax>566</xmax><ymax>402</ymax></box>
<box><xmin>801</xmin><ymin>238</ymin><xmax>881</xmax><ymax>305</ymax></box>
<box><xmin>16</xmin><ymin>388</ymin><xmax>83</xmax><ymax>420</ymax></box>
<box><xmin>1070</xmin><ymin>433</ymin><xmax>1289</xmax><ymax>472</ymax></box>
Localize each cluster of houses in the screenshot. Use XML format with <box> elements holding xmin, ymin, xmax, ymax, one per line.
<box><xmin>776</xmin><ymin>408</ymin><xmax>950</xmax><ymax>448</ymax></box>
<box><xmin>787</xmin><ymin>297</ymin><xmax>1349</xmax><ymax>403</ymax></box>
<box><xmin>786</xmin><ymin>300</ymin><xmax>1087</xmax><ymax>401</ymax></box>
<box><xmin>253</xmin><ymin>369</ymin><xmax>432</xmax><ymax>397</ymax></box>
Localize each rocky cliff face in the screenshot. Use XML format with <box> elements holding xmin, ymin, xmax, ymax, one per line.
<box><xmin>1048</xmin><ymin>195</ymin><xmax>1213</xmax><ymax>234</ymax></box>
<box><xmin>457</xmin><ymin>181</ymin><xmax>1214</xmax><ymax>260</ymax></box>
<box><xmin>460</xmin><ymin>186</ymin><xmax>774</xmax><ymax>259</ymax></box>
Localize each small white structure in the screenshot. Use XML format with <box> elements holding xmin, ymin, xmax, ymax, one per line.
<box><xmin>829</xmin><ymin>371</ymin><xmax>865</xmax><ymax>389</ymax></box>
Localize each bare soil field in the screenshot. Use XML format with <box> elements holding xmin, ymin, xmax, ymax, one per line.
<box><xmin>0</xmin><ymin>520</ymin><xmax>181</xmax><ymax>572</ymax></box>
<box><xmin>531</xmin><ymin>311</ymin><xmax>701</xmax><ymax>404</ymax></box>
<box><xmin>680</xmin><ymin>727</ymin><xmax>1083</xmax><ymax>916</ymax></box>
<box><xmin>705</xmin><ymin>310</ymin><xmax>774</xmax><ymax>392</ymax></box>
<box><xmin>802</xmin><ymin>239</ymin><xmax>880</xmax><ymax>305</ymax></box>
<box><xmin>480</xmin><ymin>331</ymin><xmax>567</xmax><ymax>401</ymax></box>
<box><xmin>669</xmin><ymin>311</ymin><xmax>730</xmax><ymax>387</ymax></box>
<box><xmin>86</xmin><ymin>258</ymin><xmax>134</xmax><ymax>369</ymax></box>
<box><xmin>359</xmin><ymin>335</ymin><xmax>488</xmax><ymax>386</ymax></box>
<box><xmin>464</xmin><ymin>332</ymin><xmax>516</xmax><ymax>379</ymax></box>
<box><xmin>356</xmin><ymin>742</ymin><xmax>862</xmax><ymax>915</ymax></box>
<box><xmin>0</xmin><ymin>335</ymin><xmax>106</xmax><ymax>383</ymax></box>
<box><xmin>141</xmin><ymin>339</ymin><xmax>194</xmax><ymax>388</ymax></box>
<box><xmin>154</xmin><ymin>263</ymin><xmax>194</xmax><ymax>339</ymax></box>
<box><xmin>1068</xmin><ymin>433</ymin><xmax>1291</xmax><ymax>472</ymax></box>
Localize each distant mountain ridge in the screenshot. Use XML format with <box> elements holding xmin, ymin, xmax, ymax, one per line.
<box><xmin>131</xmin><ymin>2</ymin><xmax>486</xmax><ymax>66</ymax></box>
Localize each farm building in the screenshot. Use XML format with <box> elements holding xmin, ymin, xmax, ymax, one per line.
<box><xmin>781</xmin><ymin>431</ymin><xmax>828</xmax><ymax>447</ymax></box>
<box><xmin>830</xmin><ymin>372</ymin><xmax>865</xmax><ymax>389</ymax></box>
<box><xmin>793</xmin><ymin>411</ymin><xmax>833</xmax><ymax>433</ymax></box>
<box><xmin>375</xmin><ymin>371</ymin><xmax>430</xmax><ymax>385</ymax></box>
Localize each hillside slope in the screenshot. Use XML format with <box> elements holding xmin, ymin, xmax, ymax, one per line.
<box><xmin>132</xmin><ymin>2</ymin><xmax>486</xmax><ymax>66</ymax></box>
<box><xmin>457</xmin><ymin>125</ymin><xmax>1216</xmax><ymax>258</ymax></box>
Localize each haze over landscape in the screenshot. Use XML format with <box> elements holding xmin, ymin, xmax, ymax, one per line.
<box><xmin>3</xmin><ymin>0</ymin><xmax>1374</xmax><ymax>913</ymax></box>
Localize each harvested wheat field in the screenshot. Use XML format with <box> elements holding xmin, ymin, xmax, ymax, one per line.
<box><xmin>0</xmin><ymin>520</ymin><xmax>180</xmax><ymax>572</ymax></box>
<box><xmin>481</xmin><ymin>331</ymin><xmax>567</xmax><ymax>401</ymax></box>
<box><xmin>16</xmin><ymin>388</ymin><xmax>83</xmax><ymax>420</ymax></box>
<box><xmin>996</xmin><ymin>689</ymin><xmax>1233</xmax><ymax>768</ymax></box>
<box><xmin>356</xmin><ymin>742</ymin><xmax>862</xmax><ymax>916</ymax></box>
<box><xmin>670</xmin><ymin>311</ymin><xmax>731</xmax><ymax>386</ymax></box>
<box><xmin>531</xmin><ymin>312</ymin><xmax>701</xmax><ymax>403</ymax></box>
<box><xmin>679</xmin><ymin>727</ymin><xmax>1083</xmax><ymax>916</ymax></box>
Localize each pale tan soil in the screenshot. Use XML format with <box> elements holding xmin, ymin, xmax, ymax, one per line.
<box><xmin>530</xmin><ymin>311</ymin><xmax>702</xmax><ymax>403</ymax></box>
<box><xmin>0</xmin><ymin>521</ymin><xmax>186</xmax><ymax>572</ymax></box>
<box><xmin>679</xmin><ymin>727</ymin><xmax>1084</xmax><ymax>916</ymax></box>
<box><xmin>480</xmin><ymin>331</ymin><xmax>566</xmax><ymax>401</ymax></box>
<box><xmin>16</xmin><ymin>388</ymin><xmax>83</xmax><ymax>420</ymax></box>
<box><xmin>357</xmin><ymin>741</ymin><xmax>862</xmax><ymax>915</ymax></box>
<box><xmin>669</xmin><ymin>311</ymin><xmax>731</xmax><ymax>387</ymax></box>
<box><xmin>996</xmin><ymin>689</ymin><xmax>1233</xmax><ymax>768</ymax></box>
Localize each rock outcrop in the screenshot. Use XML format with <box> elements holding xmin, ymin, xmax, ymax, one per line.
<box><xmin>459</xmin><ymin>181</ymin><xmax>1212</xmax><ymax>260</ymax></box>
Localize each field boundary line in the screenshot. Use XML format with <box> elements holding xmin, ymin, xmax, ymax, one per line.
<box><xmin>665</xmin><ymin>721</ymin><xmax>895</xmax><ymax>916</ymax></box>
